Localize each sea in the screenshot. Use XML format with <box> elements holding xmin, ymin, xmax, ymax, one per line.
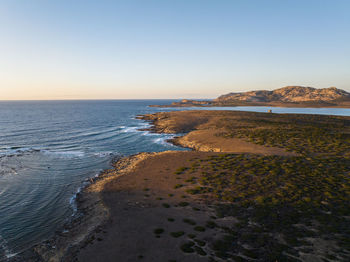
<box><xmin>1</xmin><ymin>100</ymin><xmax>350</xmax><ymax>260</ymax></box>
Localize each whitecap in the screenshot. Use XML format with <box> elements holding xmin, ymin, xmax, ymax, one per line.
<box><xmin>0</xmin><ymin>147</ymin><xmax>41</xmax><ymax>158</ymax></box>
<box><xmin>69</xmin><ymin>185</ymin><xmax>83</xmax><ymax>215</ymax></box>
<box><xmin>0</xmin><ymin>234</ymin><xmax>16</xmax><ymax>260</ymax></box>
<box><xmin>69</xmin><ymin>173</ymin><xmax>100</xmax><ymax>215</ymax></box>
<box><xmin>153</xmin><ymin>135</ymin><xmax>176</xmax><ymax>146</ymax></box>
<box><xmin>120</xmin><ymin>126</ymin><xmax>139</xmax><ymax>133</ymax></box>
<box><xmin>93</xmin><ymin>152</ymin><xmax>113</xmax><ymax>157</ymax></box>
<box><xmin>42</xmin><ymin>150</ymin><xmax>85</xmax><ymax>158</ymax></box>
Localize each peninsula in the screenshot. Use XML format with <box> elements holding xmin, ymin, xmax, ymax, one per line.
<box><xmin>151</xmin><ymin>86</ymin><xmax>350</xmax><ymax>108</ymax></box>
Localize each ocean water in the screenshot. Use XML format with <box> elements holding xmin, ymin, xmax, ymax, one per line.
<box><xmin>0</xmin><ymin>101</ymin><xmax>349</xmax><ymax>260</ymax></box>
<box><xmin>0</xmin><ymin>100</ymin><xmax>185</xmax><ymax>259</ymax></box>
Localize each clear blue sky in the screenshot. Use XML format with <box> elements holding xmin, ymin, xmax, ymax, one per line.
<box><xmin>0</xmin><ymin>0</ymin><xmax>349</xmax><ymax>99</ymax></box>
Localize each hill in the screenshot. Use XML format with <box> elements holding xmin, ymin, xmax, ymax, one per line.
<box><xmin>216</xmin><ymin>86</ymin><xmax>350</xmax><ymax>103</ymax></box>
<box><xmin>150</xmin><ymin>86</ymin><xmax>350</xmax><ymax>108</ymax></box>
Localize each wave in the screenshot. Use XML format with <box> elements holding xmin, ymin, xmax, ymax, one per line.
<box><xmin>41</xmin><ymin>150</ymin><xmax>85</xmax><ymax>158</ymax></box>
<box><xmin>69</xmin><ymin>184</ymin><xmax>84</xmax><ymax>215</ymax></box>
<box><xmin>93</xmin><ymin>152</ymin><xmax>114</xmax><ymax>157</ymax></box>
<box><xmin>120</xmin><ymin>122</ymin><xmax>150</xmax><ymax>133</ymax></box>
<box><xmin>0</xmin><ymin>147</ymin><xmax>41</xmax><ymax>159</ymax></box>
<box><xmin>69</xmin><ymin>172</ymin><xmax>101</xmax><ymax>216</ymax></box>
<box><xmin>0</xmin><ymin>146</ymin><xmax>118</xmax><ymax>162</ymax></box>
<box><xmin>153</xmin><ymin>137</ymin><xmax>169</xmax><ymax>145</ymax></box>
<box><xmin>153</xmin><ymin>135</ymin><xmax>176</xmax><ymax>146</ymax></box>
<box><xmin>0</xmin><ymin>234</ymin><xmax>16</xmax><ymax>261</ymax></box>
<box><xmin>120</xmin><ymin>126</ymin><xmax>140</xmax><ymax>133</ymax></box>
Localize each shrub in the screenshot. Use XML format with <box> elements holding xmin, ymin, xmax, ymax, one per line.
<box><xmin>154</xmin><ymin>228</ymin><xmax>164</xmax><ymax>234</ymax></box>
<box><xmin>174</xmin><ymin>184</ymin><xmax>183</xmax><ymax>189</ymax></box>
<box><xmin>170</xmin><ymin>231</ymin><xmax>185</xmax><ymax>238</ymax></box>
<box><xmin>183</xmin><ymin>218</ymin><xmax>196</xmax><ymax>225</ymax></box>
<box><xmin>180</xmin><ymin>241</ymin><xmax>195</xmax><ymax>253</ymax></box>
<box><xmin>206</xmin><ymin>221</ymin><xmax>217</xmax><ymax>229</ymax></box>
<box><xmin>194</xmin><ymin>226</ymin><xmax>206</xmax><ymax>232</ymax></box>
<box><xmin>194</xmin><ymin>246</ymin><xmax>207</xmax><ymax>256</ymax></box>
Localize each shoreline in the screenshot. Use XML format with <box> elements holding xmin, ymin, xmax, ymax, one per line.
<box><xmin>10</xmin><ymin>153</ymin><xmax>154</xmax><ymax>262</ymax></box>
<box><xmin>10</xmin><ymin>109</ymin><xmax>350</xmax><ymax>261</ymax></box>
<box><xmin>150</xmin><ymin>102</ymin><xmax>350</xmax><ymax>109</ymax></box>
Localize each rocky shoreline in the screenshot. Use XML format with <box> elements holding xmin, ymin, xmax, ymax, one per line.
<box><xmin>9</xmin><ymin>153</ymin><xmax>153</xmax><ymax>262</ymax></box>
<box><xmin>137</xmin><ymin>111</ymin><xmax>296</xmax><ymax>156</ymax></box>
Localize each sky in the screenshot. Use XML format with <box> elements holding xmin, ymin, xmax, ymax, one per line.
<box><xmin>0</xmin><ymin>0</ymin><xmax>349</xmax><ymax>100</ymax></box>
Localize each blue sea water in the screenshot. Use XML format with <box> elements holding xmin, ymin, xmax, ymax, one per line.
<box><xmin>0</xmin><ymin>100</ymin><xmax>185</xmax><ymax>259</ymax></box>
<box><xmin>0</xmin><ymin>100</ymin><xmax>349</xmax><ymax>260</ymax></box>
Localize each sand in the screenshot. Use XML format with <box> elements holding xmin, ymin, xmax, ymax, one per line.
<box><xmin>70</xmin><ymin>151</ymin><xmax>223</xmax><ymax>262</ymax></box>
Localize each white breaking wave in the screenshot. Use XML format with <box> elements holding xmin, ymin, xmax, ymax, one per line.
<box><xmin>69</xmin><ymin>172</ymin><xmax>101</xmax><ymax>215</ymax></box>
<box><xmin>0</xmin><ymin>234</ymin><xmax>17</xmax><ymax>260</ymax></box>
<box><xmin>93</xmin><ymin>151</ymin><xmax>114</xmax><ymax>157</ymax></box>
<box><xmin>120</xmin><ymin>126</ymin><xmax>140</xmax><ymax>133</ymax></box>
<box><xmin>41</xmin><ymin>150</ymin><xmax>85</xmax><ymax>158</ymax></box>
<box><xmin>153</xmin><ymin>135</ymin><xmax>177</xmax><ymax>146</ymax></box>
<box><xmin>69</xmin><ymin>185</ymin><xmax>84</xmax><ymax>215</ymax></box>
<box><xmin>0</xmin><ymin>147</ymin><xmax>41</xmax><ymax>158</ymax></box>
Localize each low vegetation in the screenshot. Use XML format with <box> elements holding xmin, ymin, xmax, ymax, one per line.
<box><xmin>218</xmin><ymin>113</ymin><xmax>350</xmax><ymax>156</ymax></box>
<box><xmin>180</xmin><ymin>153</ymin><xmax>350</xmax><ymax>261</ymax></box>
<box><xmin>143</xmin><ymin>111</ymin><xmax>350</xmax><ymax>261</ymax></box>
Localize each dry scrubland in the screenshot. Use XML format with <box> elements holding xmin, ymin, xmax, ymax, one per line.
<box><xmin>41</xmin><ymin>110</ymin><xmax>350</xmax><ymax>262</ymax></box>
<box><xmin>137</xmin><ymin>110</ymin><xmax>350</xmax><ymax>261</ymax></box>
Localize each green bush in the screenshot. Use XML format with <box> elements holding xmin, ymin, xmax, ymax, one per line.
<box><xmin>170</xmin><ymin>231</ymin><xmax>185</xmax><ymax>238</ymax></box>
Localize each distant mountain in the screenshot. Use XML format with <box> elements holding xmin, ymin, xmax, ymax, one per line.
<box><xmin>215</xmin><ymin>86</ymin><xmax>350</xmax><ymax>103</ymax></box>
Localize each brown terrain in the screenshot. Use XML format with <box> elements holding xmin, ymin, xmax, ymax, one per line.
<box><xmin>139</xmin><ymin>110</ymin><xmax>296</xmax><ymax>155</ymax></box>
<box><xmin>151</xmin><ymin>86</ymin><xmax>350</xmax><ymax>108</ymax></box>
<box><xmin>12</xmin><ymin>110</ymin><xmax>350</xmax><ymax>262</ymax></box>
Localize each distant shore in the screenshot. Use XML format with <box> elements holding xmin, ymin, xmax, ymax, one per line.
<box><xmin>150</xmin><ymin>100</ymin><xmax>350</xmax><ymax>108</ymax></box>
